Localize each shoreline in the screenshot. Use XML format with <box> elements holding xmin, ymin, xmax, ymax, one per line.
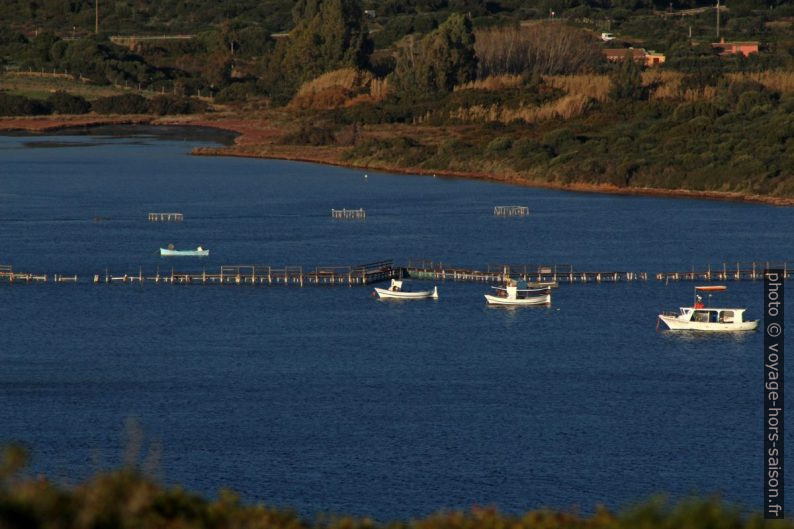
<box><xmin>190</xmin><ymin>143</ymin><xmax>794</xmax><ymax>208</ymax></box>
<box><xmin>3</xmin><ymin>114</ymin><xmax>793</xmax><ymax>207</ymax></box>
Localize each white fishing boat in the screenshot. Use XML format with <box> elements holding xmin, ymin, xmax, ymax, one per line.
<box><xmin>373</xmin><ymin>279</ymin><xmax>438</xmax><ymax>300</ymax></box>
<box><xmin>160</xmin><ymin>245</ymin><xmax>209</xmax><ymax>257</ymax></box>
<box><xmin>484</xmin><ymin>279</ymin><xmax>551</xmax><ymax>306</ymax></box>
<box><xmin>657</xmin><ymin>285</ymin><xmax>758</xmax><ymax>331</ymax></box>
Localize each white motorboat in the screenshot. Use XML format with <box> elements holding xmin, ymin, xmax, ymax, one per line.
<box><xmin>484</xmin><ymin>280</ymin><xmax>551</xmax><ymax>306</ymax></box>
<box><xmin>373</xmin><ymin>279</ymin><xmax>438</xmax><ymax>300</ymax></box>
<box><xmin>657</xmin><ymin>285</ymin><xmax>758</xmax><ymax>331</ymax></box>
<box><xmin>160</xmin><ymin>244</ymin><xmax>209</xmax><ymax>257</ymax></box>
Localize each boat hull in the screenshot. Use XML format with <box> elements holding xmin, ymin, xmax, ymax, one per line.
<box><xmin>484</xmin><ymin>293</ymin><xmax>550</xmax><ymax>306</ymax></box>
<box><xmin>160</xmin><ymin>249</ymin><xmax>209</xmax><ymax>257</ymax></box>
<box><xmin>374</xmin><ymin>286</ymin><xmax>438</xmax><ymax>299</ymax></box>
<box><xmin>658</xmin><ymin>314</ymin><xmax>758</xmax><ymax>331</ymax></box>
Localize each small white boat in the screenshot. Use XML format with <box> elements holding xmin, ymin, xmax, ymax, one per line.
<box><xmin>160</xmin><ymin>245</ymin><xmax>209</xmax><ymax>257</ymax></box>
<box><xmin>657</xmin><ymin>286</ymin><xmax>758</xmax><ymax>332</ymax></box>
<box><xmin>373</xmin><ymin>279</ymin><xmax>438</xmax><ymax>300</ymax></box>
<box><xmin>484</xmin><ymin>280</ymin><xmax>551</xmax><ymax>306</ymax></box>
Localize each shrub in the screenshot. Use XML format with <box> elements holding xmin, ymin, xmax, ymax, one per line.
<box><xmin>214</xmin><ymin>81</ymin><xmax>262</xmax><ymax>103</ymax></box>
<box><xmin>279</xmin><ymin>124</ymin><xmax>338</xmax><ymax>146</ymax></box>
<box><xmin>541</xmin><ymin>127</ymin><xmax>577</xmax><ymax>155</ymax></box>
<box><xmin>486</xmin><ymin>136</ymin><xmax>513</xmax><ymax>153</ymax></box>
<box><xmin>148</xmin><ymin>96</ymin><xmax>207</xmax><ymax>115</ymax></box>
<box><xmin>91</xmin><ymin>94</ymin><xmax>150</xmax><ymax>114</ymax></box>
<box><xmin>46</xmin><ymin>91</ymin><xmax>90</xmax><ymax>114</ymax></box>
<box><xmin>0</xmin><ymin>93</ymin><xmax>51</xmax><ymax>116</ymax></box>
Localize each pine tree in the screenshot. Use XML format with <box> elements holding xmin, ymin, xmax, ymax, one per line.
<box><xmin>282</xmin><ymin>0</ymin><xmax>372</xmax><ymax>85</ymax></box>
<box><xmin>392</xmin><ymin>13</ymin><xmax>477</xmax><ymax>98</ymax></box>
<box><xmin>609</xmin><ymin>51</ymin><xmax>645</xmax><ymax>100</ymax></box>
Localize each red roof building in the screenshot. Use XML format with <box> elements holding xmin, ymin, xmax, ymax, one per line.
<box><xmin>711</xmin><ymin>38</ymin><xmax>759</xmax><ymax>57</ymax></box>
<box><xmin>603</xmin><ymin>48</ymin><xmax>666</xmax><ymax>67</ymax></box>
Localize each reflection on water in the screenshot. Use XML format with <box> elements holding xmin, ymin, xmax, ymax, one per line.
<box><xmin>658</xmin><ymin>328</ymin><xmax>756</xmax><ymax>345</ymax></box>
<box><xmin>23</xmin><ymin>141</ymin><xmax>113</xmax><ymax>148</ymax></box>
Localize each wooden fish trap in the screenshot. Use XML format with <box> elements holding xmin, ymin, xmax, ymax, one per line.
<box><xmin>493</xmin><ymin>206</ymin><xmax>529</xmax><ymax>217</ymax></box>
<box><xmin>94</xmin><ymin>260</ymin><xmax>397</xmax><ymax>287</ymax></box>
<box><xmin>655</xmin><ymin>261</ymin><xmax>792</xmax><ymax>281</ymax></box>
<box><xmin>404</xmin><ymin>260</ymin><xmax>647</xmax><ymax>284</ymax></box>
<box><xmin>0</xmin><ymin>264</ymin><xmax>48</xmax><ymax>283</ymax></box>
<box><xmin>148</xmin><ymin>212</ymin><xmax>183</xmax><ymax>222</ymax></box>
<box><xmin>331</xmin><ymin>208</ymin><xmax>366</xmax><ymax>220</ymax></box>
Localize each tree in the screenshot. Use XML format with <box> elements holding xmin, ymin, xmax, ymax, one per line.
<box><xmin>475</xmin><ymin>23</ymin><xmax>603</xmax><ymax>78</ymax></box>
<box><xmin>609</xmin><ymin>51</ymin><xmax>645</xmax><ymax>100</ymax></box>
<box><xmin>282</xmin><ymin>0</ymin><xmax>372</xmax><ymax>84</ymax></box>
<box><xmin>201</xmin><ymin>51</ymin><xmax>233</xmax><ymax>89</ymax></box>
<box><xmin>392</xmin><ymin>13</ymin><xmax>477</xmax><ymax>98</ymax></box>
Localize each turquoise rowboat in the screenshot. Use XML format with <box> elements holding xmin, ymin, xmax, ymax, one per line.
<box><xmin>160</xmin><ymin>246</ymin><xmax>209</xmax><ymax>257</ymax></box>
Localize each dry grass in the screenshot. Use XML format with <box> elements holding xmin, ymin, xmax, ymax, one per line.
<box><xmin>644</xmin><ymin>71</ymin><xmax>714</xmax><ymax>102</ymax></box>
<box><xmin>369</xmin><ymin>77</ymin><xmax>389</xmax><ymax>101</ymax></box>
<box><xmin>294</xmin><ymin>68</ymin><xmax>372</xmax><ymax>97</ymax></box>
<box><xmin>449</xmin><ymin>94</ymin><xmax>591</xmax><ymax>124</ymax></box>
<box><xmin>764</xmin><ymin>18</ymin><xmax>793</xmax><ymax>29</ymax></box>
<box><xmin>728</xmin><ymin>71</ymin><xmax>794</xmax><ymax>93</ymax></box>
<box><xmin>0</xmin><ymin>72</ymin><xmax>135</xmax><ymax>101</ymax></box>
<box><xmin>455</xmin><ymin>75</ymin><xmax>524</xmax><ymax>92</ymax></box>
<box><xmin>544</xmin><ymin>75</ymin><xmax>610</xmax><ymax>102</ymax></box>
<box><xmin>289</xmin><ymin>68</ymin><xmax>385</xmax><ymax>110</ymax></box>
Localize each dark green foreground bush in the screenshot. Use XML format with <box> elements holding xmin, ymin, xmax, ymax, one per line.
<box><xmin>0</xmin><ymin>444</ymin><xmax>787</xmax><ymax>529</ymax></box>
<box><xmin>0</xmin><ymin>92</ymin><xmax>206</xmax><ymax>116</ymax></box>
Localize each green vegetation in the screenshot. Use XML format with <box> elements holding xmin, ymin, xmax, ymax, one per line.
<box><xmin>0</xmin><ymin>444</ymin><xmax>789</xmax><ymax>529</ymax></box>
<box><xmin>0</xmin><ymin>91</ymin><xmax>205</xmax><ymax>116</ymax></box>
<box><xmin>392</xmin><ymin>14</ymin><xmax>477</xmax><ymax>97</ymax></box>
<box><xmin>2</xmin><ymin>0</ymin><xmax>794</xmax><ymax>197</ymax></box>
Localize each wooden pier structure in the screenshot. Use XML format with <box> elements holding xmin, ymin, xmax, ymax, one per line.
<box><xmin>2</xmin><ymin>260</ymin><xmax>793</xmax><ymax>287</ymax></box>
<box><xmin>405</xmin><ymin>260</ymin><xmax>645</xmax><ymax>284</ymax></box>
<box><xmin>493</xmin><ymin>206</ymin><xmax>529</xmax><ymax>217</ymax></box>
<box><xmin>93</xmin><ymin>260</ymin><xmax>397</xmax><ymax>286</ymax></box>
<box><xmin>405</xmin><ymin>260</ymin><xmax>794</xmax><ymax>283</ymax></box>
<box><xmin>331</xmin><ymin>208</ymin><xmax>366</xmax><ymax>220</ymax></box>
<box><xmin>148</xmin><ymin>212</ymin><xmax>183</xmax><ymax>222</ymax></box>
<box><xmin>0</xmin><ymin>265</ymin><xmax>48</xmax><ymax>283</ymax></box>
<box><xmin>655</xmin><ymin>261</ymin><xmax>791</xmax><ymax>282</ymax></box>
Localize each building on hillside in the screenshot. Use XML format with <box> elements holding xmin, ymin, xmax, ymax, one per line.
<box><xmin>711</xmin><ymin>37</ymin><xmax>759</xmax><ymax>57</ymax></box>
<box><xmin>645</xmin><ymin>50</ymin><xmax>666</xmax><ymax>66</ymax></box>
<box><xmin>603</xmin><ymin>47</ymin><xmax>666</xmax><ymax>67</ymax></box>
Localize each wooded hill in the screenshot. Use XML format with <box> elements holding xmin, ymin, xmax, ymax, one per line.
<box><xmin>1</xmin><ymin>0</ymin><xmax>794</xmax><ymax>197</ymax></box>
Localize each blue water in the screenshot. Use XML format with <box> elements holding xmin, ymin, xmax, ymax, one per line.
<box><xmin>0</xmin><ymin>127</ymin><xmax>791</xmax><ymax>518</ymax></box>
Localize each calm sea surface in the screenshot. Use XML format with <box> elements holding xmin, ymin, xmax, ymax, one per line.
<box><xmin>0</xmin><ymin>126</ymin><xmax>791</xmax><ymax>519</ymax></box>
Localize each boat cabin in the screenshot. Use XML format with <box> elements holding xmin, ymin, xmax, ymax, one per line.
<box><xmin>678</xmin><ymin>307</ymin><xmax>748</xmax><ymax>324</ymax></box>
<box><xmin>390</xmin><ymin>279</ymin><xmax>403</xmax><ymax>292</ymax></box>
<box><xmin>492</xmin><ymin>281</ymin><xmax>550</xmax><ymax>300</ymax></box>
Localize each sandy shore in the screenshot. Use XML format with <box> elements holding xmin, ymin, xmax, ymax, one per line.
<box><xmin>3</xmin><ymin>114</ymin><xmax>793</xmax><ymax>207</ymax></box>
